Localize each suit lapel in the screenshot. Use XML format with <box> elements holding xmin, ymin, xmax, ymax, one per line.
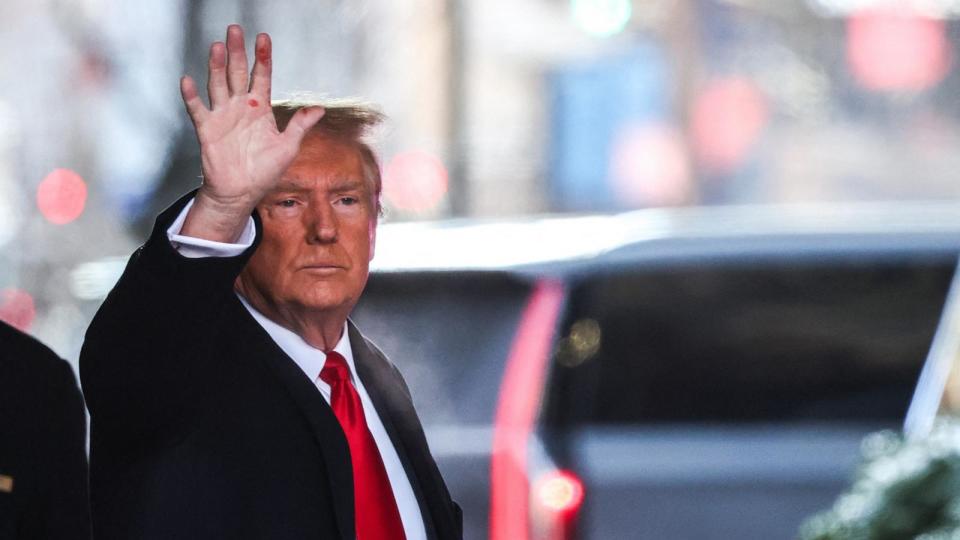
<box><xmin>349</xmin><ymin>322</ymin><xmax>456</xmax><ymax>540</ymax></box>
<box><xmin>232</xmin><ymin>299</ymin><xmax>356</xmax><ymax>540</ymax></box>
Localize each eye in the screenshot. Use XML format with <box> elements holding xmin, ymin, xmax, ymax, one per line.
<box><xmin>339</xmin><ymin>197</ymin><xmax>359</xmax><ymax>206</ymax></box>
<box><xmin>278</xmin><ymin>199</ymin><xmax>297</xmax><ymax>208</ymax></box>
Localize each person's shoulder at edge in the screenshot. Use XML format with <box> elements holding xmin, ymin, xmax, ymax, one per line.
<box><xmin>0</xmin><ymin>320</ymin><xmax>81</xmax><ymax>420</ymax></box>
<box><xmin>0</xmin><ymin>321</ymin><xmax>69</xmax><ymax>375</ymax></box>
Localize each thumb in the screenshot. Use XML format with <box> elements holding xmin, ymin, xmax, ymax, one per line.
<box><xmin>281</xmin><ymin>106</ymin><xmax>326</xmax><ymax>146</ymax></box>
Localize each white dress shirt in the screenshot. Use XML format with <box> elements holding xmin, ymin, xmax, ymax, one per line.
<box><xmin>167</xmin><ymin>199</ymin><xmax>427</xmax><ymax>540</ymax></box>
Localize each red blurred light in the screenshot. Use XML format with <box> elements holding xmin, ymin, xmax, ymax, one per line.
<box><xmin>490</xmin><ymin>281</ymin><xmax>565</xmax><ymax>540</ymax></box>
<box><xmin>690</xmin><ymin>77</ymin><xmax>768</xmax><ymax>173</ymax></box>
<box><xmin>383</xmin><ymin>151</ymin><xmax>448</xmax><ymax>213</ymax></box>
<box><xmin>847</xmin><ymin>7</ymin><xmax>950</xmax><ymax>92</ymax></box>
<box><xmin>37</xmin><ymin>168</ymin><xmax>88</xmax><ymax>225</ymax></box>
<box><xmin>610</xmin><ymin>123</ymin><xmax>691</xmax><ymax>206</ymax></box>
<box><xmin>0</xmin><ymin>288</ymin><xmax>36</xmax><ymax>332</ymax></box>
<box><xmin>535</xmin><ymin>470</ymin><xmax>585</xmax><ymax>515</ymax></box>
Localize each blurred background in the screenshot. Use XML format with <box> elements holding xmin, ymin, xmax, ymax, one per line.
<box><xmin>6</xmin><ymin>1</ymin><xmax>960</xmax><ymax>538</ymax></box>
<box><xmin>5</xmin><ymin>0</ymin><xmax>960</xmax><ymax>362</ymax></box>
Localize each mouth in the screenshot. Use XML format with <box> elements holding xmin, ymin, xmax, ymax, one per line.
<box><xmin>299</xmin><ymin>264</ymin><xmax>345</xmax><ymax>273</ymax></box>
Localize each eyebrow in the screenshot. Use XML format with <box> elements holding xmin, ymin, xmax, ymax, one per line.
<box><xmin>273</xmin><ymin>181</ymin><xmax>311</xmax><ymax>193</ymax></box>
<box><xmin>272</xmin><ymin>178</ymin><xmax>367</xmax><ymax>194</ymax></box>
<box><xmin>328</xmin><ymin>179</ymin><xmax>366</xmax><ymax>192</ymax></box>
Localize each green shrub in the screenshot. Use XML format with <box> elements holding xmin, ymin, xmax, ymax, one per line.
<box><xmin>800</xmin><ymin>419</ymin><xmax>960</xmax><ymax>540</ymax></box>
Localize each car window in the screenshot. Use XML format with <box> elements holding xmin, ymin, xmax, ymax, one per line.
<box><xmin>550</xmin><ymin>257</ymin><xmax>955</xmax><ymax>425</ymax></box>
<box><xmin>352</xmin><ymin>271</ymin><xmax>532</xmax><ymax>425</ymax></box>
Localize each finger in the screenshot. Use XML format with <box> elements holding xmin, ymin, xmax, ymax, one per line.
<box><xmin>249</xmin><ymin>33</ymin><xmax>272</xmax><ymax>99</ymax></box>
<box><xmin>225</xmin><ymin>24</ymin><xmax>249</xmax><ymax>96</ymax></box>
<box><xmin>180</xmin><ymin>76</ymin><xmax>208</xmax><ymax>125</ymax></box>
<box><xmin>281</xmin><ymin>107</ymin><xmax>326</xmax><ymax>147</ymax></box>
<box><xmin>207</xmin><ymin>41</ymin><xmax>229</xmax><ymax>107</ymax></box>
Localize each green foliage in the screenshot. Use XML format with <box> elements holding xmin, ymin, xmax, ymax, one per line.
<box><xmin>799</xmin><ymin>420</ymin><xmax>960</xmax><ymax>540</ymax></box>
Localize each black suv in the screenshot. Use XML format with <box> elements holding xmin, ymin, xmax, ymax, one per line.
<box><xmin>352</xmin><ymin>204</ymin><xmax>960</xmax><ymax>540</ymax></box>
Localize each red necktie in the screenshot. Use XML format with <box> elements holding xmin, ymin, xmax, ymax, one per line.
<box><xmin>320</xmin><ymin>351</ymin><xmax>407</xmax><ymax>540</ymax></box>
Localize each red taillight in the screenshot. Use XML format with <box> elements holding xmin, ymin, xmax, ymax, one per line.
<box><xmin>535</xmin><ymin>470</ymin><xmax>584</xmax><ymax>515</ymax></box>
<box><xmin>530</xmin><ymin>470</ymin><xmax>584</xmax><ymax>540</ymax></box>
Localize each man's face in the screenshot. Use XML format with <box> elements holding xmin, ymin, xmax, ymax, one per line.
<box><xmin>238</xmin><ymin>133</ymin><xmax>377</xmax><ymax>319</ymax></box>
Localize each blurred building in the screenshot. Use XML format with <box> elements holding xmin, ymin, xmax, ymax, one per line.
<box><xmin>3</xmin><ymin>0</ymin><xmax>960</xmax><ymax>364</ymax></box>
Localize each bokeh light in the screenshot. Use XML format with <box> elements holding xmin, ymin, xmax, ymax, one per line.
<box><xmin>535</xmin><ymin>470</ymin><xmax>585</xmax><ymax>514</ymax></box>
<box><xmin>610</xmin><ymin>123</ymin><xmax>692</xmax><ymax>207</ymax></box>
<box><xmin>37</xmin><ymin>168</ymin><xmax>88</xmax><ymax>225</ymax></box>
<box><xmin>383</xmin><ymin>150</ymin><xmax>449</xmax><ymax>214</ymax></box>
<box><xmin>571</xmin><ymin>0</ymin><xmax>632</xmax><ymax>37</ymax></box>
<box><xmin>690</xmin><ymin>77</ymin><xmax>768</xmax><ymax>173</ymax></box>
<box><xmin>0</xmin><ymin>288</ymin><xmax>36</xmax><ymax>332</ymax></box>
<box><xmin>847</xmin><ymin>7</ymin><xmax>950</xmax><ymax>92</ymax></box>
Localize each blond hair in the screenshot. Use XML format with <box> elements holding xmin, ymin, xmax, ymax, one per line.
<box><xmin>272</xmin><ymin>98</ymin><xmax>385</xmax><ymax>214</ymax></box>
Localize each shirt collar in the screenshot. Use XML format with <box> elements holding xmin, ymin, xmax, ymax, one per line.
<box><xmin>236</xmin><ymin>293</ymin><xmax>357</xmax><ymax>383</ymax></box>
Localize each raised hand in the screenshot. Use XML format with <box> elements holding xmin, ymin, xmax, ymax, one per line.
<box><xmin>178</xmin><ymin>25</ymin><xmax>325</xmax><ymax>242</ymax></box>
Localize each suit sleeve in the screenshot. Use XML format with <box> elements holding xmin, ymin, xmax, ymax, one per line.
<box><xmin>80</xmin><ymin>191</ymin><xmax>260</xmax><ymax>451</ymax></box>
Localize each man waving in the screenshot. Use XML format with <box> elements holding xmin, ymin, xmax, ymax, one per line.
<box><xmin>81</xmin><ymin>25</ymin><xmax>461</xmax><ymax>540</ymax></box>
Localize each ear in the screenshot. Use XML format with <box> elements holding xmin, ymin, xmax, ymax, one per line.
<box><xmin>368</xmin><ymin>217</ymin><xmax>377</xmax><ymax>262</ymax></box>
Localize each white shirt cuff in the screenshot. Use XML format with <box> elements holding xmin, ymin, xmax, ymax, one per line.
<box><xmin>166</xmin><ymin>197</ymin><xmax>256</xmax><ymax>258</ymax></box>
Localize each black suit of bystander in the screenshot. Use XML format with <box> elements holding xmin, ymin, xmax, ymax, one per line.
<box><xmin>0</xmin><ymin>320</ymin><xmax>90</xmax><ymax>539</ymax></box>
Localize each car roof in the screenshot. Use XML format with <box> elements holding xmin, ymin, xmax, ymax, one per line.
<box><xmin>371</xmin><ymin>202</ymin><xmax>960</xmax><ymax>279</ymax></box>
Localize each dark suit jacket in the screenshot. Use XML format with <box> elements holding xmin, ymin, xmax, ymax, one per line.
<box><xmin>80</xmin><ymin>193</ymin><xmax>462</xmax><ymax>540</ymax></box>
<box><xmin>0</xmin><ymin>321</ymin><xmax>91</xmax><ymax>540</ymax></box>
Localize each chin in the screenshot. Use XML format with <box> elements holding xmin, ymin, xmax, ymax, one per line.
<box><xmin>291</xmin><ymin>290</ymin><xmax>355</xmax><ymax>314</ymax></box>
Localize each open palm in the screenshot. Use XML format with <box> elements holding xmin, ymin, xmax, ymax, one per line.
<box><xmin>178</xmin><ymin>25</ymin><xmax>323</xmax><ymax>238</ymax></box>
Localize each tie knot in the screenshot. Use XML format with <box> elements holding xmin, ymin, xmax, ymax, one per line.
<box><xmin>319</xmin><ymin>351</ymin><xmax>350</xmax><ymax>384</ymax></box>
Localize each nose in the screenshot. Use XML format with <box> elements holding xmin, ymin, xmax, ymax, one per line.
<box><xmin>306</xmin><ymin>202</ymin><xmax>338</xmax><ymax>244</ymax></box>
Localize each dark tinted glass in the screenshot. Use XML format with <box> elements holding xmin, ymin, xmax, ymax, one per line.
<box><xmin>556</xmin><ymin>258</ymin><xmax>954</xmax><ymax>425</ymax></box>
<box><xmin>352</xmin><ymin>272</ymin><xmax>532</xmax><ymax>425</ymax></box>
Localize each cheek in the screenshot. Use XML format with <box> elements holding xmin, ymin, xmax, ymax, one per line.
<box><xmin>250</xmin><ymin>226</ymin><xmax>300</xmax><ymax>280</ymax></box>
<box><xmin>245</xmin><ymin>243</ymin><xmax>281</xmax><ymax>284</ymax></box>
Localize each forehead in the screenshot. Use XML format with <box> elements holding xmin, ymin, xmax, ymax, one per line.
<box><xmin>282</xmin><ymin>134</ymin><xmax>367</xmax><ymax>186</ymax></box>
